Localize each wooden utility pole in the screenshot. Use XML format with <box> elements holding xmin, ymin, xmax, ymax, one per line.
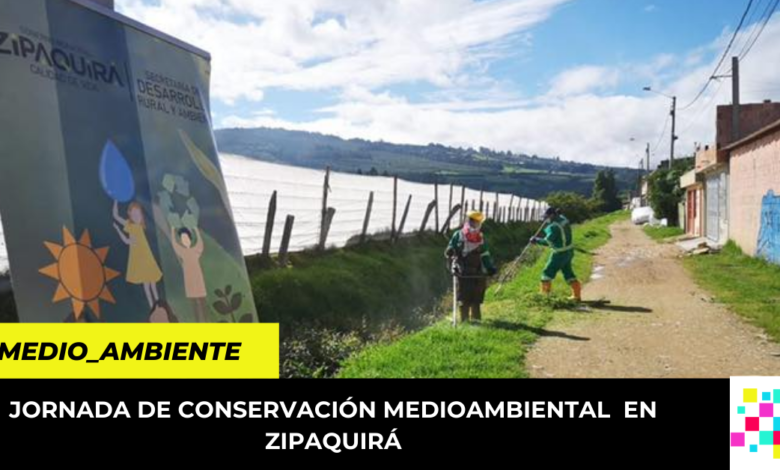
<box><xmin>479</xmin><ymin>187</ymin><xmax>484</xmax><ymax>213</ymax></box>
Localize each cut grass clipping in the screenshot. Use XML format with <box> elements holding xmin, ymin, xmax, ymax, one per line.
<box><xmin>684</xmin><ymin>241</ymin><xmax>780</xmax><ymax>343</ymax></box>
<box><xmin>337</xmin><ymin>211</ymin><xmax>629</xmax><ymax>378</ymax></box>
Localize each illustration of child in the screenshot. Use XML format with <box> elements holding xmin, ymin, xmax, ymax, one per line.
<box><xmin>112</xmin><ymin>201</ymin><xmax>163</xmax><ymax>309</ymax></box>
<box><xmin>148</xmin><ymin>300</ymin><xmax>179</xmax><ymax>323</ymax></box>
<box><xmin>170</xmin><ymin>226</ymin><xmax>208</xmax><ymax>322</ymax></box>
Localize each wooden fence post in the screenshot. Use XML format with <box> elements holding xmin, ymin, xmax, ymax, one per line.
<box><xmin>479</xmin><ymin>187</ymin><xmax>484</xmax><ymax>212</ymax></box>
<box><xmin>262</xmin><ymin>190</ymin><xmax>277</xmax><ymax>258</ymax></box>
<box><xmin>278</xmin><ymin>215</ymin><xmax>295</xmax><ymax>266</ymax></box>
<box><xmin>508</xmin><ymin>195</ymin><xmax>515</xmax><ymax>222</ymax></box>
<box><xmin>420</xmin><ymin>200</ymin><xmax>436</xmax><ymax>233</ymax></box>
<box><xmin>460</xmin><ymin>186</ymin><xmax>466</xmax><ymax>224</ymax></box>
<box><xmin>318</xmin><ymin>167</ymin><xmax>331</xmax><ymax>250</ymax></box>
<box><xmin>320</xmin><ymin>207</ymin><xmax>336</xmax><ymax>249</ymax></box>
<box><xmin>441</xmin><ymin>204</ymin><xmax>462</xmax><ymax>235</ymax></box>
<box><xmin>391</xmin><ymin>176</ymin><xmax>398</xmax><ymax>239</ymax></box>
<box><xmin>448</xmin><ymin>184</ymin><xmax>454</xmax><ymax>230</ymax></box>
<box><xmin>434</xmin><ymin>182</ymin><xmax>440</xmax><ymax>233</ymax></box>
<box><xmin>360</xmin><ymin>191</ymin><xmax>374</xmax><ymax>244</ymax></box>
<box><xmin>395</xmin><ymin>194</ymin><xmax>412</xmax><ymax>242</ymax></box>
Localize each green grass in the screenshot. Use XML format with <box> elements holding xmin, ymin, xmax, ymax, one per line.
<box><xmin>684</xmin><ymin>241</ymin><xmax>780</xmax><ymax>342</ymax></box>
<box><xmin>245</xmin><ymin>220</ymin><xmax>538</xmax><ymax>378</ymax></box>
<box><xmin>643</xmin><ymin>225</ymin><xmax>685</xmax><ymax>241</ymax></box>
<box><xmin>249</xmin><ymin>220</ymin><xmax>536</xmax><ymax>334</ymax></box>
<box><xmin>337</xmin><ymin>211</ymin><xmax>629</xmax><ymax>378</ymax></box>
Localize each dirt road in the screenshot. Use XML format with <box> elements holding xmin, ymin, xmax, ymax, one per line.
<box><xmin>527</xmin><ymin>220</ymin><xmax>780</xmax><ymax>377</ymax></box>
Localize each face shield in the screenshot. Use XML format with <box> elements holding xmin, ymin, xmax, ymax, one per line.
<box><xmin>467</xmin><ymin>218</ymin><xmax>482</xmax><ymax>231</ymax></box>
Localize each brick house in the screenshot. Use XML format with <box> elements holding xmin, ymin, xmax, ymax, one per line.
<box><xmin>679</xmin><ymin>145</ymin><xmax>713</xmax><ymax>237</ymax></box>
<box><xmin>725</xmin><ymin>117</ymin><xmax>780</xmax><ymax>264</ymax></box>
<box><xmin>686</xmin><ymin>101</ymin><xmax>780</xmax><ymax>246</ymax></box>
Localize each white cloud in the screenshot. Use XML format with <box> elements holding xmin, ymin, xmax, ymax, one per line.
<box><xmin>117</xmin><ymin>0</ymin><xmax>571</xmax><ymax>104</ymax></box>
<box><xmin>547</xmin><ymin>65</ymin><xmax>621</xmax><ymax>98</ymax></box>
<box><xmin>120</xmin><ymin>1</ymin><xmax>780</xmax><ymax>168</ymax></box>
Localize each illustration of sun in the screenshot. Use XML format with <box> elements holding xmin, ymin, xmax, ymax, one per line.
<box><xmin>38</xmin><ymin>227</ymin><xmax>121</xmax><ymax>320</ymax></box>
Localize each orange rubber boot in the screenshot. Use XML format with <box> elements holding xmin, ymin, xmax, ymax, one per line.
<box><xmin>569</xmin><ymin>280</ymin><xmax>582</xmax><ymax>302</ymax></box>
<box><xmin>540</xmin><ymin>281</ymin><xmax>552</xmax><ymax>295</ymax></box>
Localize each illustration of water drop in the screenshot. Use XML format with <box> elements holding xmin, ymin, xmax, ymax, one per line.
<box><xmin>99</xmin><ymin>140</ymin><xmax>135</xmax><ymax>202</ymax></box>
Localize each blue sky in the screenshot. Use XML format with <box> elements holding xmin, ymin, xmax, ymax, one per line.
<box><xmin>117</xmin><ymin>0</ymin><xmax>780</xmax><ymax>167</ymax></box>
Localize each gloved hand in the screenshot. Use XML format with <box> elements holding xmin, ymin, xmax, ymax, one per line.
<box><xmin>529</xmin><ymin>236</ymin><xmax>540</xmax><ymax>245</ymax></box>
<box><xmin>487</xmin><ymin>266</ymin><xmax>498</xmax><ymax>276</ymax></box>
<box><xmin>452</xmin><ymin>262</ymin><xmax>463</xmax><ymax>276</ymax></box>
<box><xmin>445</xmin><ymin>247</ymin><xmax>456</xmax><ymax>258</ymax></box>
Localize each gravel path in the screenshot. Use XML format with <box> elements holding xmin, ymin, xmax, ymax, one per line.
<box><xmin>527</xmin><ymin>220</ymin><xmax>780</xmax><ymax>378</ymax></box>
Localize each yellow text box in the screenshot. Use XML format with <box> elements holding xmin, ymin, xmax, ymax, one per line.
<box><xmin>0</xmin><ymin>324</ymin><xmax>279</xmax><ymax>378</ymax></box>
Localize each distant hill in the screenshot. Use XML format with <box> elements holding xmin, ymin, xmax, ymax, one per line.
<box><xmin>214</xmin><ymin>127</ymin><xmax>641</xmax><ymax>200</ymax></box>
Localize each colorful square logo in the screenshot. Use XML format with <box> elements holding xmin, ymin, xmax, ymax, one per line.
<box><xmin>732</xmin><ymin>377</ymin><xmax>780</xmax><ymax>469</ymax></box>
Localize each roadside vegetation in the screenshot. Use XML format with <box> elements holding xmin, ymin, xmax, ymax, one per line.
<box><xmin>643</xmin><ymin>225</ymin><xmax>685</xmax><ymax>241</ymax></box>
<box><xmin>545</xmin><ymin>169</ymin><xmax>624</xmax><ymax>224</ymax></box>
<box><xmin>683</xmin><ymin>241</ymin><xmax>780</xmax><ymax>342</ymax></box>
<box><xmin>247</xmin><ymin>220</ymin><xmax>538</xmax><ymax>378</ymax></box>
<box><xmin>337</xmin><ymin>211</ymin><xmax>628</xmax><ymax>378</ymax></box>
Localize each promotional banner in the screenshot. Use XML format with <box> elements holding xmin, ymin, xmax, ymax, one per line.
<box><xmin>0</xmin><ymin>0</ymin><xmax>258</xmax><ymax>324</ymax></box>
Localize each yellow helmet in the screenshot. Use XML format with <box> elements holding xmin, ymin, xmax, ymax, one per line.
<box><xmin>466</xmin><ymin>210</ymin><xmax>485</xmax><ymax>224</ymax></box>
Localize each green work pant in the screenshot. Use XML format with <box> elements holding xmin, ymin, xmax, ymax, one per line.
<box><xmin>542</xmin><ymin>250</ymin><xmax>577</xmax><ymax>283</ymax></box>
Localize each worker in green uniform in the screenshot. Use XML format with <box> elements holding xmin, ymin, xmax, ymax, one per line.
<box><xmin>530</xmin><ymin>207</ymin><xmax>582</xmax><ymax>302</ymax></box>
<box><xmin>445</xmin><ymin>210</ymin><xmax>498</xmax><ymax>322</ymax></box>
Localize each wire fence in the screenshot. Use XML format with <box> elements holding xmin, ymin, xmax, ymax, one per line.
<box><xmin>0</xmin><ymin>153</ymin><xmax>548</xmax><ymax>274</ymax></box>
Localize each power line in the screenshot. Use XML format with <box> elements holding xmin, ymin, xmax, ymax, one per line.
<box><xmin>679</xmin><ymin>79</ymin><xmax>726</xmax><ymax>136</ymax></box>
<box><xmin>738</xmin><ymin>0</ymin><xmax>780</xmax><ymax>61</ymax></box>
<box><xmin>734</xmin><ymin>0</ymin><xmax>770</xmax><ymax>57</ymax></box>
<box><xmin>651</xmin><ymin>113</ymin><xmax>670</xmax><ymax>155</ymax></box>
<box><xmin>679</xmin><ymin>0</ymin><xmax>755</xmax><ymax>111</ymax></box>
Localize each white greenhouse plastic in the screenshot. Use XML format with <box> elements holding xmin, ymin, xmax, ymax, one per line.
<box><xmin>0</xmin><ymin>153</ymin><xmax>547</xmax><ymax>274</ymax></box>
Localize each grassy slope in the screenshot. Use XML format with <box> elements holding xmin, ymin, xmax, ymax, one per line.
<box><xmin>337</xmin><ymin>211</ymin><xmax>629</xmax><ymax>378</ymax></box>
<box><xmin>249</xmin><ymin>221</ymin><xmax>536</xmax><ymax>335</ymax></box>
<box><xmin>643</xmin><ymin>225</ymin><xmax>685</xmax><ymax>241</ymax></box>
<box><xmin>245</xmin><ymin>221</ymin><xmax>537</xmax><ymax>378</ymax></box>
<box><xmin>683</xmin><ymin>241</ymin><xmax>780</xmax><ymax>342</ymax></box>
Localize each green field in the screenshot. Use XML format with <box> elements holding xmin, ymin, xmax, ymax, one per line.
<box><xmin>684</xmin><ymin>241</ymin><xmax>780</xmax><ymax>342</ymax></box>
<box><xmin>337</xmin><ymin>211</ymin><xmax>629</xmax><ymax>378</ymax></box>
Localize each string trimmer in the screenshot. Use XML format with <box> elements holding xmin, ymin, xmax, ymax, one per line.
<box><xmin>494</xmin><ymin>220</ymin><xmax>549</xmax><ymax>295</ymax></box>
